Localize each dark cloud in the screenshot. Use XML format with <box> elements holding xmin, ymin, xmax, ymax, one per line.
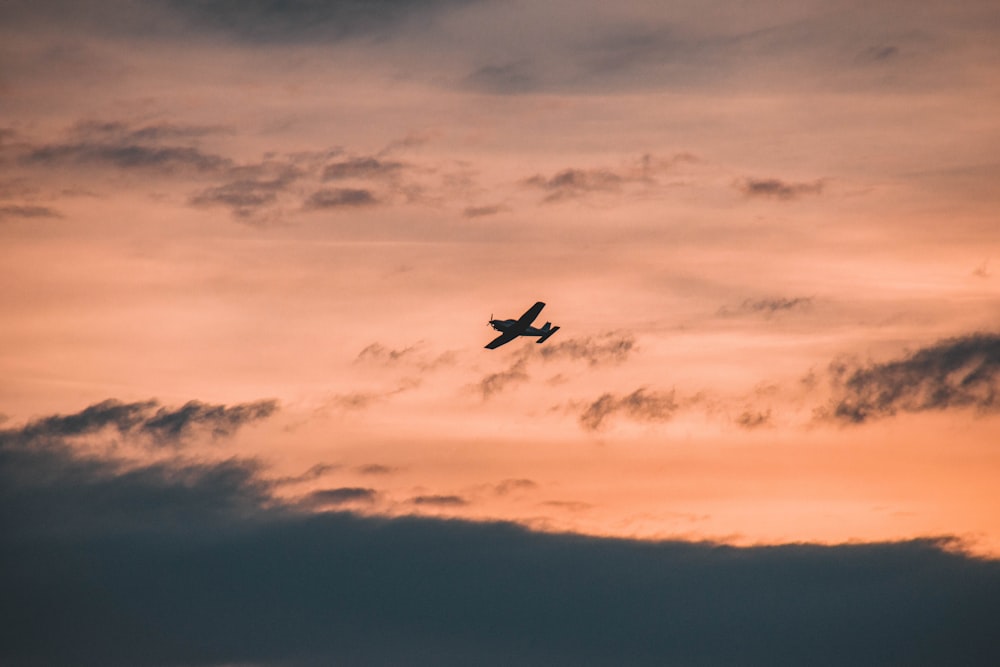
<box><xmin>462</xmin><ymin>203</ymin><xmax>507</xmax><ymax>218</ymax></box>
<box><xmin>0</xmin><ymin>424</ymin><xmax>272</xmax><ymax>542</ymax></box>
<box><xmin>190</xmin><ymin>177</ymin><xmax>293</xmax><ymax>217</ymax></box>
<box><xmin>522</xmin><ymin>167</ymin><xmax>625</xmax><ymax>202</ymax></box>
<box><xmin>322</xmin><ymin>156</ymin><xmax>405</xmax><ymax>180</ymax></box>
<box><xmin>20</xmin><ymin>121</ymin><xmax>232</xmax><ymax>173</ymax></box>
<box><xmin>579</xmin><ymin>388</ymin><xmax>678</xmax><ymax>430</ymax></box>
<box><xmin>141</xmin><ymin>399</ymin><xmax>279</xmax><ymax>444</ymax></box>
<box><xmin>825</xmin><ymin>333</ymin><xmax>1000</xmax><ymax>423</ymax></box>
<box><xmin>10</xmin><ymin>398</ymin><xmax>278</xmax><ymax>448</ymax></box>
<box><xmin>2</xmin><ymin>402</ymin><xmax>1000</xmax><ymax>666</ymax></box>
<box><xmin>410</xmin><ymin>494</ymin><xmax>467</xmax><ymax>506</ymax></box>
<box><xmin>306</xmin><ymin>486</ymin><xmax>378</xmax><ymax>506</ymax></box>
<box><xmin>67</xmin><ymin>120</ymin><xmax>224</xmax><ymax>143</ymax></box>
<box><xmin>165</xmin><ymin>0</ymin><xmax>478</xmax><ymax>43</ymax></box>
<box><xmin>305</xmin><ymin>187</ymin><xmax>379</xmax><ymax>209</ymax></box>
<box><xmin>13</xmin><ymin>398</ymin><xmax>159</xmax><ymax>441</ymax></box>
<box><xmin>0</xmin><ymin>204</ymin><xmax>62</xmax><ymax>221</ymax></box>
<box><xmin>738</xmin><ymin>177</ymin><xmax>824</xmax><ymax>200</ymax></box>
<box><xmin>188</xmin><ymin>158</ymin><xmax>303</xmax><ymax>220</ymax></box>
<box><xmin>477</xmin><ymin>358</ymin><xmax>529</xmax><ymax>399</ymax></box>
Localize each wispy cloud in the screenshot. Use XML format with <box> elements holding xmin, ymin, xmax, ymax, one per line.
<box><xmin>718</xmin><ymin>297</ymin><xmax>813</xmax><ymax>318</ymax></box>
<box><xmin>735</xmin><ymin>409</ymin><xmax>772</xmax><ymax>429</ymax></box>
<box><xmin>477</xmin><ymin>358</ymin><xmax>529</xmax><ymax>399</ymax></box>
<box><xmin>323</xmin><ymin>156</ymin><xmax>405</xmax><ymax>181</ymax></box>
<box><xmin>494</xmin><ymin>478</ymin><xmax>538</xmax><ymax>495</ymax></box>
<box><xmin>20</xmin><ymin>121</ymin><xmax>232</xmax><ymax>173</ymax></box>
<box><xmin>191</xmin><ymin>175</ymin><xmax>298</xmax><ymax>218</ymax></box>
<box><xmin>521</xmin><ymin>154</ymin><xmax>686</xmax><ymax>203</ymax></box>
<box><xmin>579</xmin><ymin>388</ymin><xmax>679</xmax><ymax>430</ymax></box>
<box><xmin>356</xmin><ymin>342</ymin><xmax>419</xmax><ymax>364</ymax></box>
<box><xmin>738</xmin><ymin>177</ymin><xmax>824</xmax><ymax>200</ymax></box>
<box><xmin>141</xmin><ymin>400</ymin><xmax>279</xmax><ymax>444</ymax></box>
<box><xmin>462</xmin><ymin>203</ymin><xmax>507</xmax><ymax>218</ymax></box>
<box><xmin>357</xmin><ymin>463</ymin><xmax>396</xmax><ymax>475</ymax></box>
<box><xmin>10</xmin><ymin>398</ymin><xmax>278</xmax><ymax>447</ymax></box>
<box><xmin>0</xmin><ymin>204</ymin><xmax>62</xmax><ymax>221</ymax></box>
<box><xmin>538</xmin><ymin>332</ymin><xmax>637</xmax><ymax>366</ymax></box>
<box><xmin>824</xmin><ymin>333</ymin><xmax>1000</xmax><ymax>423</ymax></box>
<box><xmin>304</xmin><ymin>187</ymin><xmax>379</xmax><ymax>209</ymax></box>
<box><xmin>410</xmin><ymin>494</ymin><xmax>468</xmax><ymax>506</ymax></box>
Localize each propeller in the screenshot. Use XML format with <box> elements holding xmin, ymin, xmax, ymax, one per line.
<box><xmin>487</xmin><ymin>313</ymin><xmax>493</xmax><ymax>327</ymax></box>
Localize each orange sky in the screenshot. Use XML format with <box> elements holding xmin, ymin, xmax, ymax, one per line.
<box><xmin>2</xmin><ymin>0</ymin><xmax>999</xmax><ymax>555</ymax></box>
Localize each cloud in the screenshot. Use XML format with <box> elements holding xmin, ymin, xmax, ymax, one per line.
<box><xmin>305</xmin><ymin>187</ymin><xmax>379</xmax><ymax>209</ymax></box>
<box><xmin>10</xmin><ymin>398</ymin><xmax>278</xmax><ymax>447</ymax></box>
<box><xmin>825</xmin><ymin>333</ymin><xmax>1000</xmax><ymax>423</ymax></box>
<box><xmin>272</xmin><ymin>463</ymin><xmax>339</xmax><ymax>486</ymax></box>
<box><xmin>190</xmin><ymin>176</ymin><xmax>295</xmax><ymax>217</ymax></box>
<box><xmin>306</xmin><ymin>486</ymin><xmax>378</xmax><ymax>507</ymax></box>
<box><xmin>3</xmin><ymin>401</ymin><xmax>1000</xmax><ymax>666</ymax></box>
<box><xmin>322</xmin><ymin>156</ymin><xmax>405</xmax><ymax>180</ymax></box>
<box><xmin>494</xmin><ymin>478</ymin><xmax>537</xmax><ymax>495</ymax></box>
<box><xmin>0</xmin><ymin>204</ymin><xmax>62</xmax><ymax>221</ymax></box>
<box><xmin>356</xmin><ymin>342</ymin><xmax>456</xmax><ymax>372</ymax></box>
<box><xmin>20</xmin><ymin>121</ymin><xmax>232</xmax><ymax>174</ymax></box>
<box><xmin>410</xmin><ymin>494</ymin><xmax>467</xmax><ymax>506</ymax></box>
<box><xmin>579</xmin><ymin>388</ymin><xmax>679</xmax><ymax>430</ymax></box>
<box><xmin>735</xmin><ymin>409</ymin><xmax>772</xmax><ymax>429</ymax></box>
<box><xmin>538</xmin><ymin>332</ymin><xmax>637</xmax><ymax>366</ymax></box>
<box><xmin>477</xmin><ymin>358</ymin><xmax>529</xmax><ymax>399</ymax></box>
<box><xmin>521</xmin><ymin>154</ymin><xmax>687</xmax><ymax>202</ymax></box>
<box><xmin>465</xmin><ymin>61</ymin><xmax>538</xmax><ymax>94</ymax></box>
<box><xmin>738</xmin><ymin>177</ymin><xmax>824</xmax><ymax>200</ymax></box>
<box><xmin>859</xmin><ymin>44</ymin><xmax>900</xmax><ymax>63</ymax></box>
<box><xmin>328</xmin><ymin>379</ymin><xmax>421</xmax><ymax>411</ymax></box>
<box><xmin>718</xmin><ymin>297</ymin><xmax>813</xmax><ymax>318</ymax></box>
<box><xmin>356</xmin><ymin>342</ymin><xmax>419</xmax><ymax>364</ymax></box>
<box><xmin>357</xmin><ymin>463</ymin><xmax>396</xmax><ymax>475</ymax></box>
<box><xmin>462</xmin><ymin>204</ymin><xmax>507</xmax><ymax>218</ymax></box>
<box><xmin>140</xmin><ymin>399</ymin><xmax>279</xmax><ymax>444</ymax></box>
<box><xmin>522</xmin><ymin>167</ymin><xmax>625</xmax><ymax>202</ymax></box>
<box><xmin>165</xmin><ymin>0</ymin><xmax>478</xmax><ymax>43</ymax></box>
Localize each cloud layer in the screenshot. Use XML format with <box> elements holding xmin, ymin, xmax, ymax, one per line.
<box><xmin>2</xmin><ymin>400</ymin><xmax>999</xmax><ymax>667</ymax></box>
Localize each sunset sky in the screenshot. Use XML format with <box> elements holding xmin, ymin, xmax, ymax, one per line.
<box><xmin>2</xmin><ymin>0</ymin><xmax>999</xmax><ymax>664</ymax></box>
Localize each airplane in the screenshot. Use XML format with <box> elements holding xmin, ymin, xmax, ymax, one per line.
<box><xmin>485</xmin><ymin>301</ymin><xmax>560</xmax><ymax>349</ymax></box>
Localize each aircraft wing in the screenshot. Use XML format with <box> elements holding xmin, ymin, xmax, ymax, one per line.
<box><xmin>514</xmin><ymin>301</ymin><xmax>545</xmax><ymax>330</ymax></box>
<box><xmin>485</xmin><ymin>331</ymin><xmax>520</xmax><ymax>349</ymax></box>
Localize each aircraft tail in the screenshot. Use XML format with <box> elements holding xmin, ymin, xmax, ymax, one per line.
<box><xmin>537</xmin><ymin>326</ymin><xmax>560</xmax><ymax>343</ymax></box>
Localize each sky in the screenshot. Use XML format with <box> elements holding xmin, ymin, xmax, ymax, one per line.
<box><xmin>2</xmin><ymin>0</ymin><xmax>999</xmax><ymax>664</ymax></box>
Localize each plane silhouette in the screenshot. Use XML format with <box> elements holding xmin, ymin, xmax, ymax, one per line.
<box><xmin>485</xmin><ymin>301</ymin><xmax>560</xmax><ymax>349</ymax></box>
